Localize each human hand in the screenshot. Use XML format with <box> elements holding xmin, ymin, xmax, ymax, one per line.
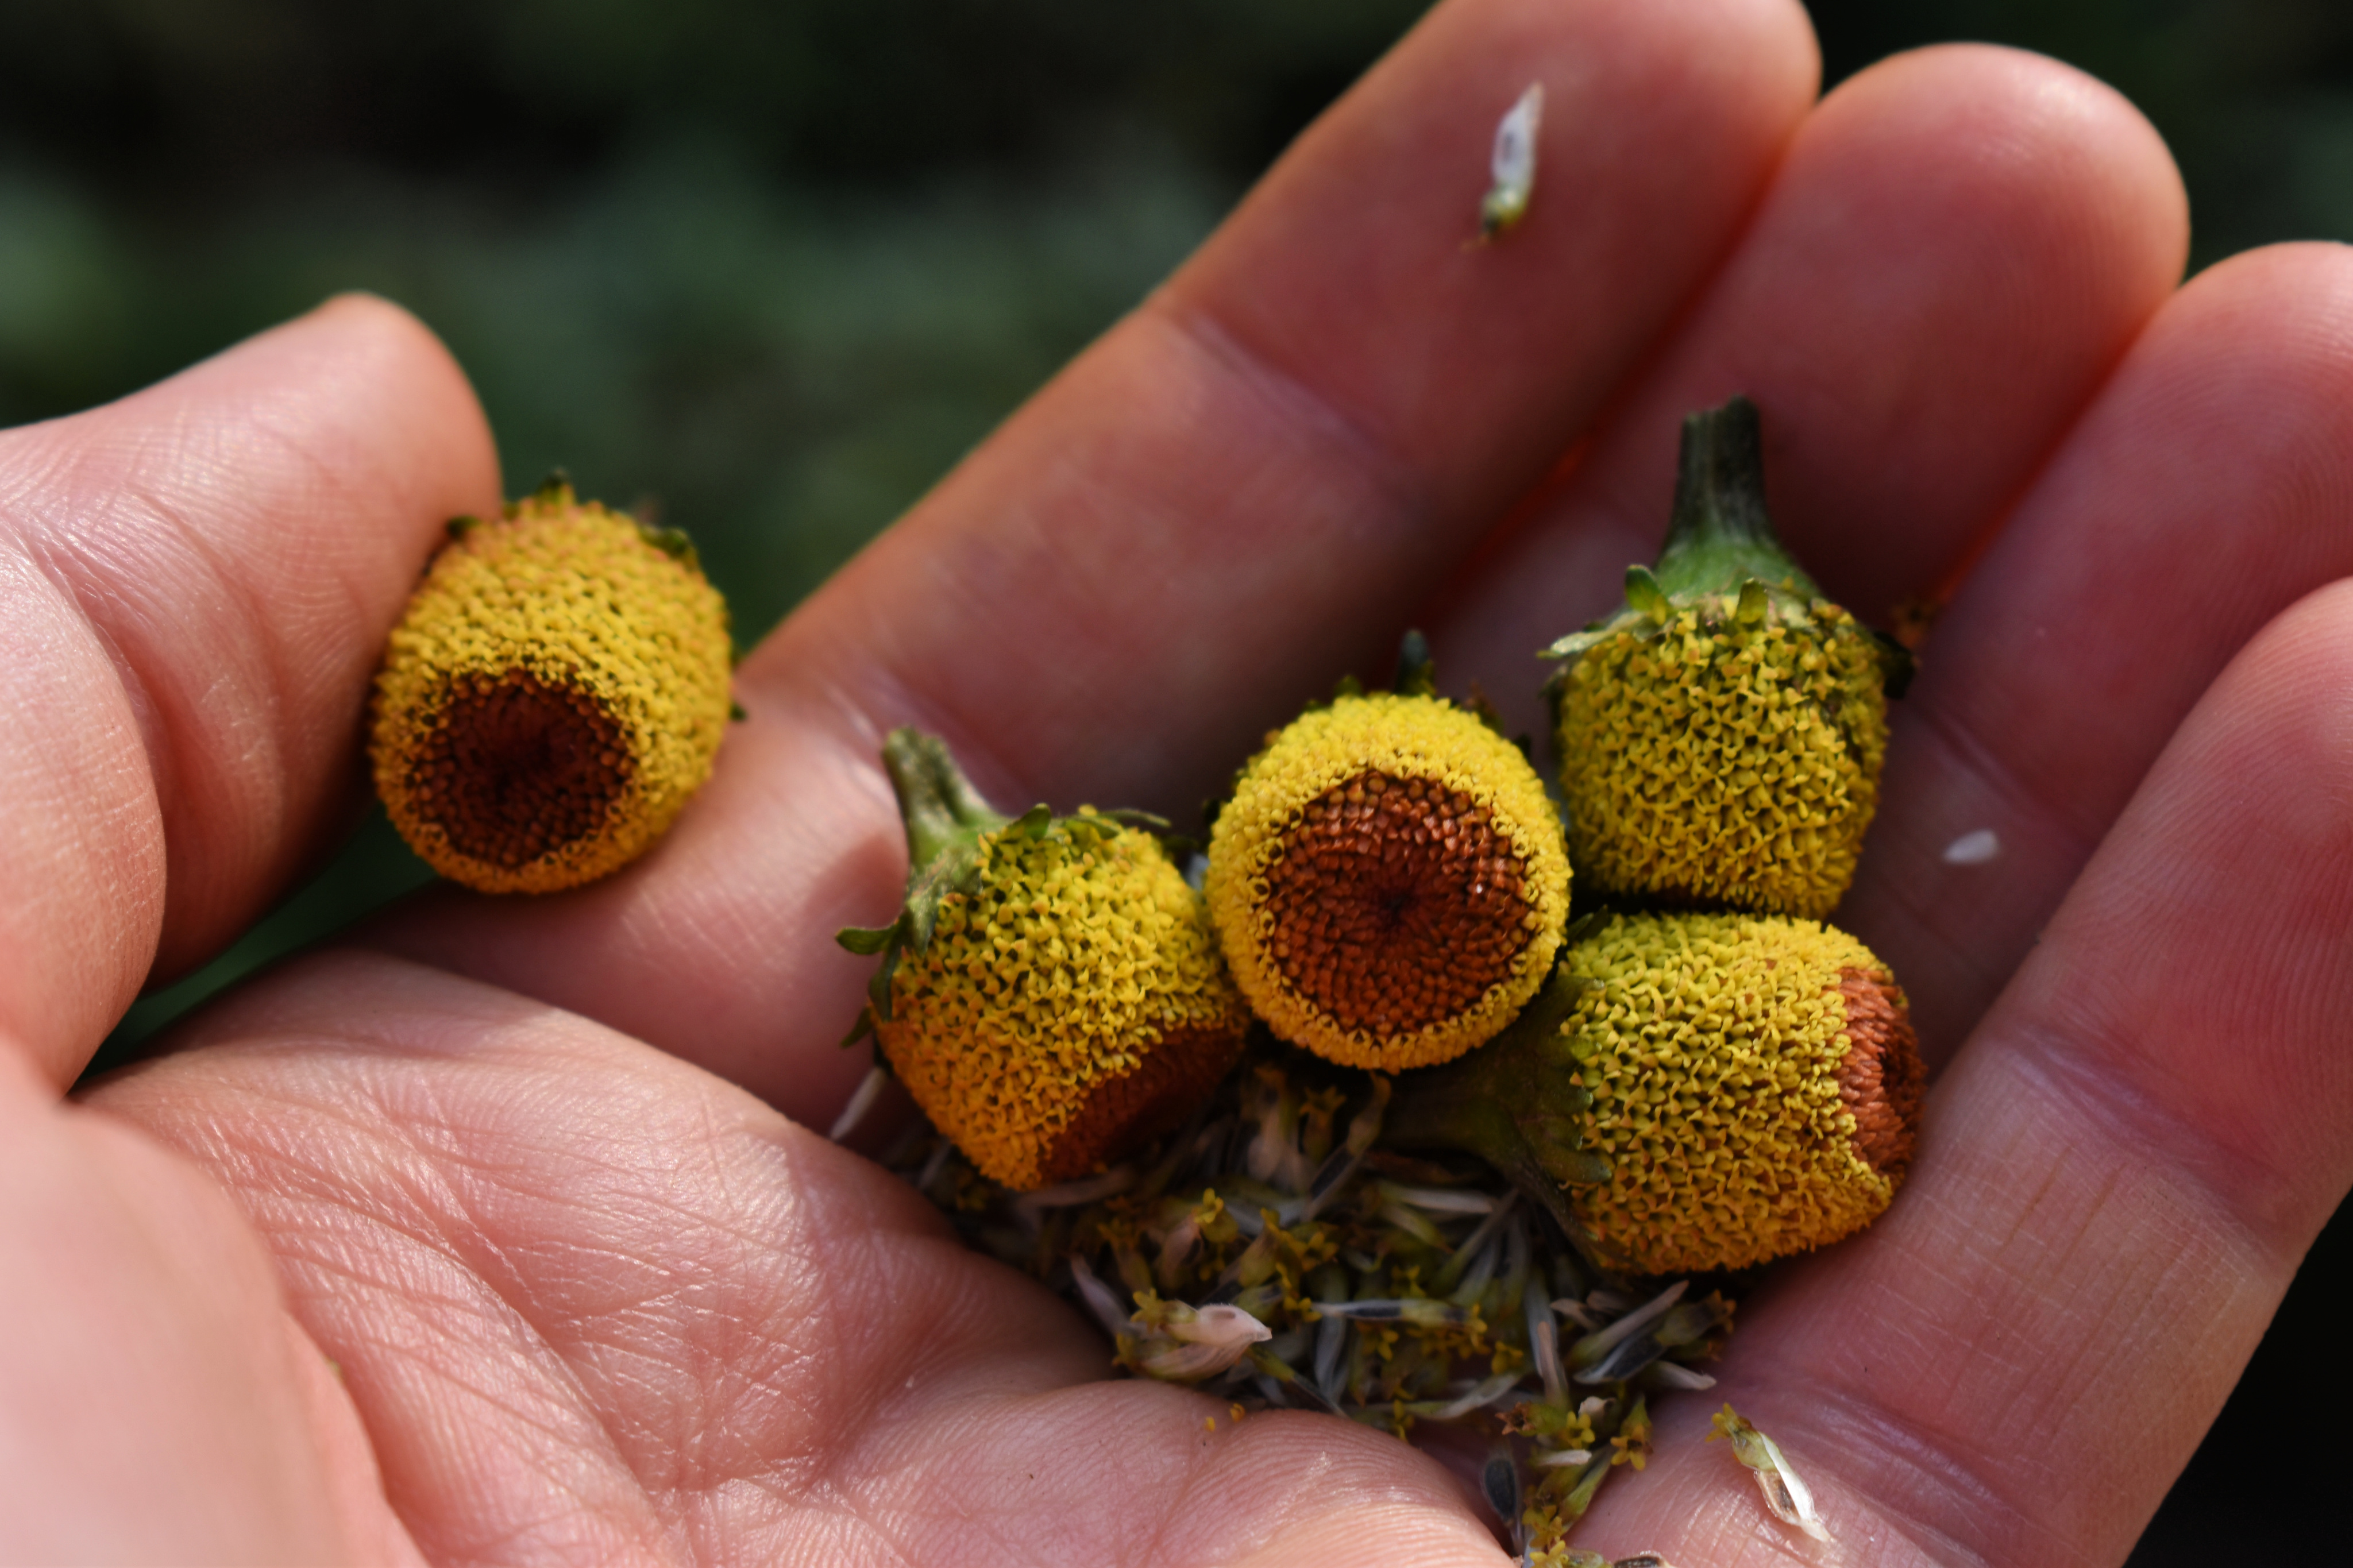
<box><xmin>10</xmin><ymin>0</ymin><xmax>2350</xmax><ymax>1562</ymax></box>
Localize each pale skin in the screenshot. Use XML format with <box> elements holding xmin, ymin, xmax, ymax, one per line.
<box><xmin>3</xmin><ymin>0</ymin><xmax>2348</xmax><ymax>1561</ymax></box>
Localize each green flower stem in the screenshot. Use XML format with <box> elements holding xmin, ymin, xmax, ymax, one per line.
<box><xmin>882</xmin><ymin>727</ymin><xmax>1010</xmax><ymax>870</ymax></box>
<box><xmin>1652</xmin><ymin>394</ymin><xmax>1820</xmax><ymax>601</ymax></box>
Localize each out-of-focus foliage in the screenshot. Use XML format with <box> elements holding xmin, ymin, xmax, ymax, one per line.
<box><xmin>0</xmin><ymin>0</ymin><xmax>1427</xmax><ymax>643</ymax></box>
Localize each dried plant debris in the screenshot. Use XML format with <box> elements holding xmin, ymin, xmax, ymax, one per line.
<box><xmin>1711</xmin><ymin>1404</ymin><xmax>1834</xmax><ymax>1543</ymax></box>
<box><xmin>1478</xmin><ymin>83</ymin><xmax>1544</xmax><ymax>241</ymax></box>
<box><xmin>885</xmin><ymin>1040</ymin><xmax>1735</xmax><ymax>1561</ymax></box>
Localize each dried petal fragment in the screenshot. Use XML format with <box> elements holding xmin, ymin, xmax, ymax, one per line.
<box><xmin>1710</xmin><ymin>1404</ymin><xmax>1833</xmax><ymax>1543</ymax></box>
<box><xmin>1479</xmin><ymin>83</ymin><xmax>1544</xmax><ymax>239</ymax></box>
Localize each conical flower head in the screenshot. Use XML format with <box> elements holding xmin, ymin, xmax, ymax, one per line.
<box><xmin>1544</xmin><ymin>397</ymin><xmax>1910</xmax><ymax>918</ymax></box>
<box><xmin>841</xmin><ymin>730</ymin><xmax>1250</xmax><ymax>1191</ymax></box>
<box><xmin>1387</xmin><ymin>911</ymin><xmax>1922</xmax><ymax>1275</ymax></box>
<box><xmin>1560</xmin><ymin>912</ymin><xmax>1920</xmax><ymax>1273</ymax></box>
<box><xmin>371</xmin><ymin>481</ymin><xmax>733</xmax><ymax>894</ymax></box>
<box><xmin>1206</xmin><ymin>648</ymin><xmax>1571</xmax><ymax>1071</ymax></box>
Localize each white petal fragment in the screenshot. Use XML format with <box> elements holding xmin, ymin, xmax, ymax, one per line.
<box><xmin>1644</xmin><ymin>1361</ymin><xmax>1717</xmax><ymax>1391</ymax></box>
<box><xmin>1479</xmin><ymin>82</ymin><xmax>1544</xmax><ymax>238</ymax></box>
<box><xmin>1167</xmin><ymin>1303</ymin><xmax>1273</xmax><ymax>1349</ymax></box>
<box><xmin>1067</xmin><ymin>1256</ymin><xmax>1133</xmax><ymax>1341</ymax></box>
<box><xmin>1942</xmin><ymin>827</ymin><xmax>2001</xmax><ymax>865</ymax></box>
<box><xmin>826</xmin><ymin>1065</ymin><xmax>889</xmax><ymax>1142</ymax></box>
<box><xmin>1712</xmin><ymin>1405</ymin><xmax>1834</xmax><ymax>1543</ymax></box>
<box><xmin>1533</xmin><ymin>1447</ymin><xmax>1595</xmax><ymax>1469</ymax></box>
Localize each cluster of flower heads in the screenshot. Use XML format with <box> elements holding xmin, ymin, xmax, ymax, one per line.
<box><xmin>353</xmin><ymin>382</ymin><xmax>1905</xmax><ymax>1551</ymax></box>
<box><xmin>839</xmin><ymin>398</ymin><xmax>1918</xmax><ymax>1560</ymax></box>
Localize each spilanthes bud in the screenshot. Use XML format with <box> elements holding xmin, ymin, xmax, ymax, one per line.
<box><xmin>1541</xmin><ymin>397</ymin><xmax>1911</xmax><ymax>918</ymax></box>
<box><xmin>1205</xmin><ymin>639</ymin><xmax>1571</xmax><ymax>1072</ymax></box>
<box><xmin>371</xmin><ymin>479</ymin><xmax>732</xmax><ymax>894</ymax></box>
<box><xmin>1387</xmin><ymin>911</ymin><xmax>1923</xmax><ymax>1275</ymax></box>
<box><xmin>840</xmin><ymin>729</ymin><xmax>1250</xmax><ymax>1191</ymax></box>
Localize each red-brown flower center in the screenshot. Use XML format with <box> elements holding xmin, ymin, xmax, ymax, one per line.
<box><xmin>1260</xmin><ymin>770</ymin><xmax>1532</xmax><ymax>1039</ymax></box>
<box><xmin>1835</xmin><ymin>966</ymin><xmax>1923</xmax><ymax>1179</ymax></box>
<box><xmin>410</xmin><ymin>669</ymin><xmax>631</xmax><ymax>868</ymax></box>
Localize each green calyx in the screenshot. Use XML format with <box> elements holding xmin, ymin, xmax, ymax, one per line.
<box><xmin>835</xmin><ymin>727</ymin><xmax>1167</xmax><ymax>1040</ymax></box>
<box><xmin>1540</xmin><ymin>396</ymin><xmax>1912</xmax><ymax>700</ymax></box>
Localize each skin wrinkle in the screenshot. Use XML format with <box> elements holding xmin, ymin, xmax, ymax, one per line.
<box><xmin>1983</xmin><ymin>1015</ymin><xmax>2304</xmax><ymax>1267</ymax></box>
<box><xmin>34</xmin><ymin>475</ymin><xmax>275</xmax><ymax>835</ymax></box>
<box><xmin>1</xmin><ymin>540</ymin><xmax>172</xmax><ymax>941</ymax></box>
<box><xmin>161</xmin><ymin>1055</ymin><xmax>724</xmax><ymax>1516</ymax></box>
<box><xmin>0</xmin><ymin>553</ymin><xmax>163</xmax><ymax>985</ymax></box>
<box><xmin>142</xmin><ymin>987</ymin><xmax>1430</xmax><ymax>1561</ymax></box>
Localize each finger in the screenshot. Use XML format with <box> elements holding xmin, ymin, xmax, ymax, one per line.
<box><xmin>0</xmin><ymin>295</ymin><xmax>499</xmax><ymax>1084</ymax></box>
<box><xmin>1425</xmin><ymin>42</ymin><xmax>2188</xmax><ymax>746</ymax></box>
<box><xmin>1839</xmin><ymin>241</ymin><xmax>2353</xmax><ymax>1055</ymax></box>
<box><xmin>362</xmin><ymin>0</ymin><xmax>1823</xmax><ymax>1123</ymax></box>
<box><xmin>90</xmin><ymin>955</ymin><xmax>1514</xmax><ymax>1567</ymax></box>
<box><xmin>1568</xmin><ymin>581</ymin><xmax>2353</xmax><ymax>1565</ymax></box>
<box><xmin>0</xmin><ymin>1050</ymin><xmax>409</xmax><ymax>1562</ymax></box>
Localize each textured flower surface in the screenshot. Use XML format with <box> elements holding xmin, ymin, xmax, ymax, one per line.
<box><xmin>877</xmin><ymin>810</ymin><xmax>1249</xmax><ymax>1190</ymax></box>
<box><xmin>1563</xmin><ymin>911</ymin><xmax>1921</xmax><ymax>1275</ymax></box>
<box><xmin>1556</xmin><ymin>596</ymin><xmax>1887</xmax><ymax>917</ymax></box>
<box><xmin>1206</xmin><ymin>690</ymin><xmax>1570</xmax><ymax>1071</ymax></box>
<box><xmin>371</xmin><ymin>483</ymin><xmax>732</xmax><ymax>893</ymax></box>
<box><xmin>1544</xmin><ymin>395</ymin><xmax>1905</xmax><ymax>918</ymax></box>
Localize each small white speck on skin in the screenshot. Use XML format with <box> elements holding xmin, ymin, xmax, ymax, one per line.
<box><xmin>1943</xmin><ymin>828</ymin><xmax>2001</xmax><ymax>866</ymax></box>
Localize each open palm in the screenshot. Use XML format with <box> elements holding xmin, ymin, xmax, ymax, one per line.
<box><xmin>7</xmin><ymin>1</ymin><xmax>2349</xmax><ymax>1562</ymax></box>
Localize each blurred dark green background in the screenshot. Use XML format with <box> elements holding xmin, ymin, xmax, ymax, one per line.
<box><xmin>9</xmin><ymin>1</ymin><xmax>2342</xmax><ymax>1559</ymax></box>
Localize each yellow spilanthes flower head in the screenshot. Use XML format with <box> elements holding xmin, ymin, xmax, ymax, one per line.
<box><xmin>371</xmin><ymin>480</ymin><xmax>733</xmax><ymax>894</ymax></box>
<box><xmin>1542</xmin><ymin>397</ymin><xmax>1910</xmax><ymax>918</ymax></box>
<box><xmin>841</xmin><ymin>731</ymin><xmax>1250</xmax><ymax>1191</ymax></box>
<box><xmin>1206</xmin><ymin>652</ymin><xmax>1570</xmax><ymax>1072</ymax></box>
<box><xmin>1386</xmin><ymin>910</ymin><xmax>1922</xmax><ymax>1275</ymax></box>
<box><xmin>1559</xmin><ymin>912</ymin><xmax>1920</xmax><ymax>1275</ymax></box>
<box><xmin>1556</xmin><ymin>598</ymin><xmax>1888</xmax><ymax>918</ymax></box>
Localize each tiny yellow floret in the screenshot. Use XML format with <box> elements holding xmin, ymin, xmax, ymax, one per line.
<box><xmin>1206</xmin><ymin>692</ymin><xmax>1570</xmax><ymax>1071</ymax></box>
<box><xmin>1559</xmin><ymin>912</ymin><xmax>1920</xmax><ymax>1274</ymax></box>
<box><xmin>879</xmin><ymin>814</ymin><xmax>1249</xmax><ymax>1191</ymax></box>
<box><xmin>371</xmin><ymin>485</ymin><xmax>732</xmax><ymax>893</ymax></box>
